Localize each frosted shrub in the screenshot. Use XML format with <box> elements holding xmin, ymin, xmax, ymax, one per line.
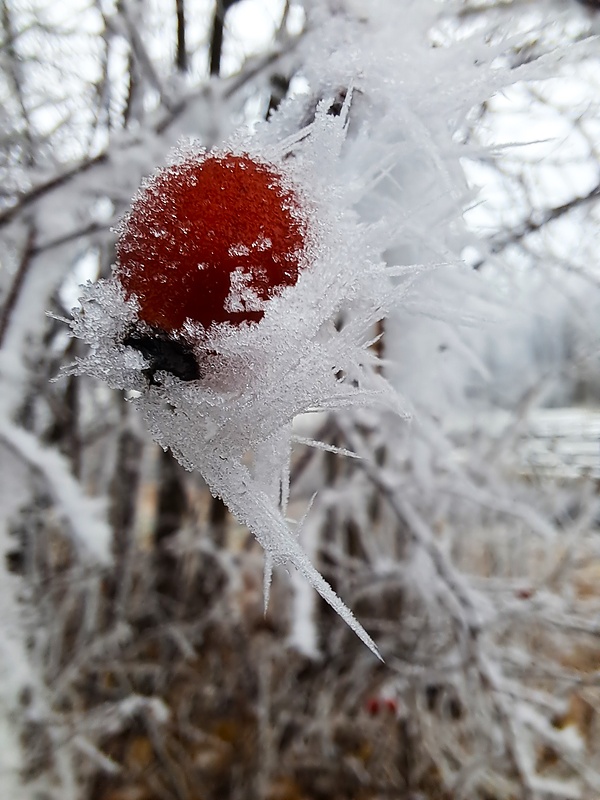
<box><xmin>5</xmin><ymin>0</ymin><xmax>600</xmax><ymax>796</ymax></box>
<box><xmin>66</xmin><ymin>99</ymin><xmax>412</xmax><ymax>657</ymax></box>
<box><xmin>64</xmin><ymin>2</ymin><xmax>559</xmax><ymax>659</ymax></box>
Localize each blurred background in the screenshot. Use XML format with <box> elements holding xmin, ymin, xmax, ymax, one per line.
<box><xmin>1</xmin><ymin>1</ymin><xmax>600</xmax><ymax>798</ymax></box>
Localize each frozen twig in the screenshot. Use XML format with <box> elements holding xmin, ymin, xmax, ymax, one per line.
<box><xmin>337</xmin><ymin>416</ymin><xmax>486</xmax><ymax>639</ymax></box>
<box><xmin>0</xmin><ymin>420</ymin><xmax>112</xmax><ymax>564</ymax></box>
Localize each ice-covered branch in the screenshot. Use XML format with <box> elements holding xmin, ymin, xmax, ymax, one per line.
<box><xmin>337</xmin><ymin>416</ymin><xmax>487</xmax><ymax>639</ymax></box>
<box><xmin>0</xmin><ymin>420</ymin><xmax>111</xmax><ymax>564</ymax></box>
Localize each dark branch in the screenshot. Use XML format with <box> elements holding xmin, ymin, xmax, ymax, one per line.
<box><xmin>209</xmin><ymin>0</ymin><xmax>241</xmax><ymax>77</ymax></box>
<box><xmin>487</xmin><ymin>181</ymin><xmax>600</xmax><ymax>256</ymax></box>
<box><xmin>175</xmin><ymin>0</ymin><xmax>187</xmax><ymax>72</ymax></box>
<box><xmin>0</xmin><ymin>152</ymin><xmax>107</xmax><ymax>227</ymax></box>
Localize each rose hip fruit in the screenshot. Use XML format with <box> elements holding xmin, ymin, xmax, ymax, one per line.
<box><xmin>115</xmin><ymin>153</ymin><xmax>307</xmax><ymax>334</ymax></box>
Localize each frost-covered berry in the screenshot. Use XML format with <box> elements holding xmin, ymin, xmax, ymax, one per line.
<box><xmin>114</xmin><ymin>153</ymin><xmax>308</xmax><ymax>334</ymax></box>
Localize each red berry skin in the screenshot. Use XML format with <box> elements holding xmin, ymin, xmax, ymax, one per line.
<box><xmin>365</xmin><ymin>697</ymin><xmax>380</xmax><ymax>716</ymax></box>
<box><xmin>115</xmin><ymin>154</ymin><xmax>307</xmax><ymax>334</ymax></box>
<box><xmin>383</xmin><ymin>698</ymin><xmax>398</xmax><ymax>714</ymax></box>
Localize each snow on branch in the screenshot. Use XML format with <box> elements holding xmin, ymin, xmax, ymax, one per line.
<box><xmin>0</xmin><ymin>419</ymin><xmax>112</xmax><ymax>565</ymax></box>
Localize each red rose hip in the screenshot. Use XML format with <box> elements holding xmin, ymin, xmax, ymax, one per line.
<box><xmin>115</xmin><ymin>153</ymin><xmax>308</xmax><ymax>334</ymax></box>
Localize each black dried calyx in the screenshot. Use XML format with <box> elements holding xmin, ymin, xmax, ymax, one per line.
<box><xmin>123</xmin><ymin>325</ymin><xmax>201</xmax><ymax>385</ymax></box>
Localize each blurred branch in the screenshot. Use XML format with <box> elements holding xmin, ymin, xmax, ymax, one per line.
<box><xmin>0</xmin><ymin>223</ymin><xmax>35</xmax><ymax>346</ymax></box>
<box><xmin>116</xmin><ymin>0</ymin><xmax>172</xmax><ymax>111</ymax></box>
<box><xmin>31</xmin><ymin>221</ymin><xmax>114</xmax><ymax>255</ymax></box>
<box><xmin>337</xmin><ymin>417</ymin><xmax>484</xmax><ymax>639</ymax></box>
<box><xmin>0</xmin><ymin>37</ymin><xmax>301</xmax><ymax>232</ymax></box>
<box><xmin>175</xmin><ymin>0</ymin><xmax>187</xmax><ymax>73</ymax></box>
<box><xmin>490</xmin><ymin>181</ymin><xmax>600</xmax><ymax>255</ymax></box>
<box><xmin>1</xmin><ymin>0</ymin><xmax>34</xmax><ymax>166</ymax></box>
<box><xmin>0</xmin><ymin>417</ymin><xmax>111</xmax><ymax>564</ymax></box>
<box><xmin>0</xmin><ymin>152</ymin><xmax>107</xmax><ymax>227</ymax></box>
<box><xmin>209</xmin><ymin>0</ymin><xmax>242</xmax><ymax>77</ymax></box>
<box><xmin>109</xmin><ymin>398</ymin><xmax>144</xmax><ymax>615</ymax></box>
